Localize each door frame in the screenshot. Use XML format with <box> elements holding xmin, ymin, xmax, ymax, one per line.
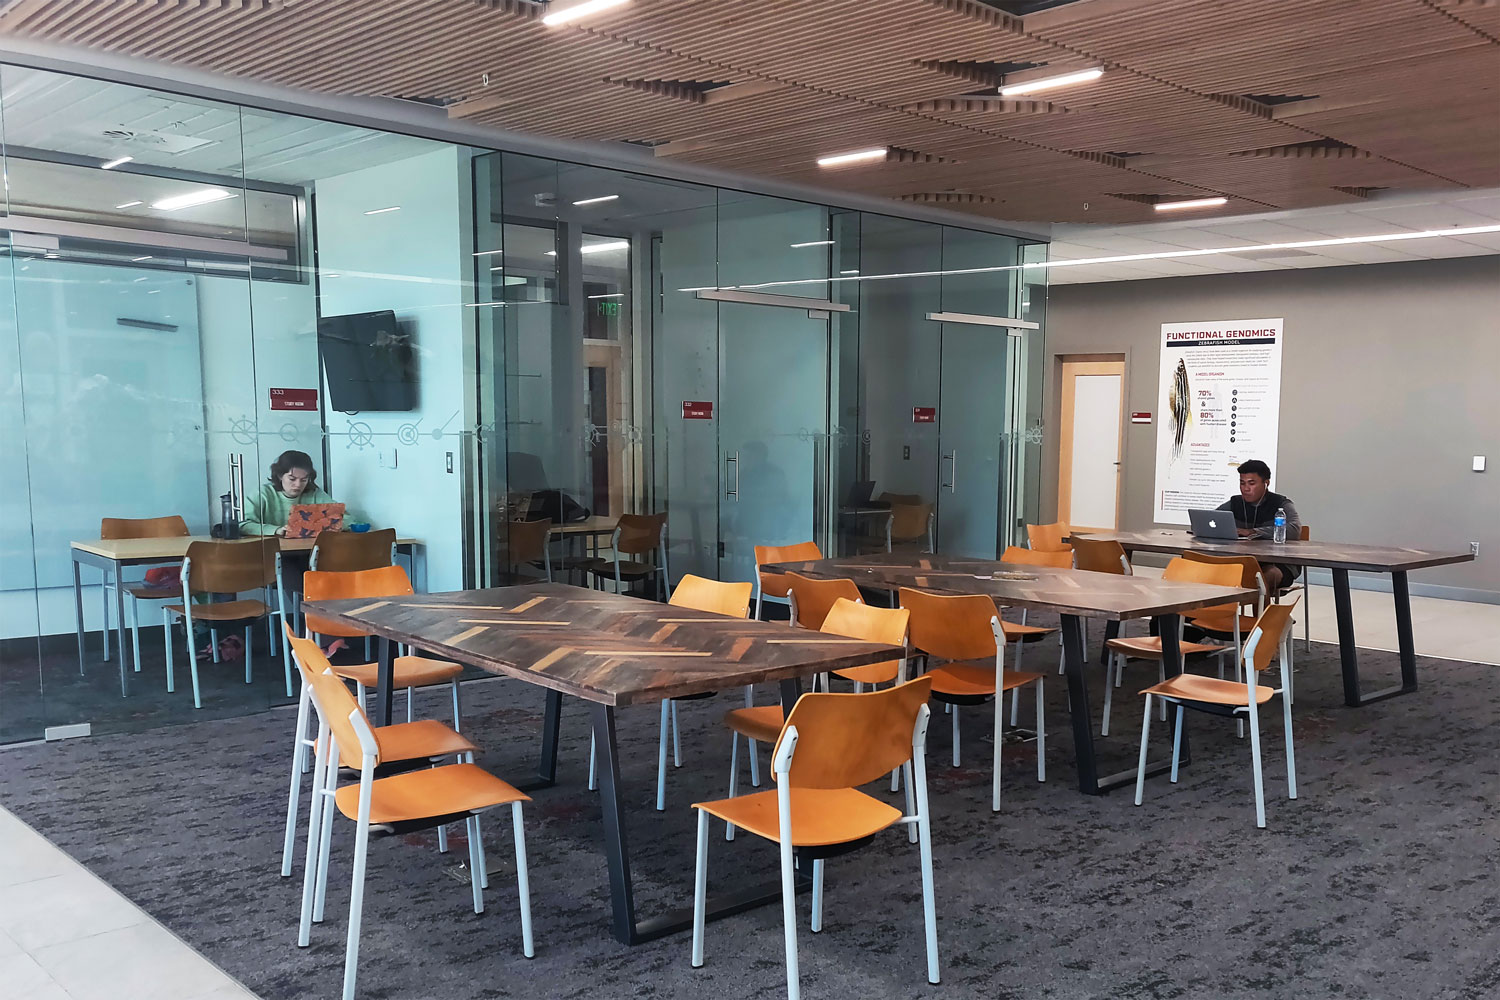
<box><xmin>1057</xmin><ymin>354</ymin><xmax>1126</xmax><ymax>533</ymax></box>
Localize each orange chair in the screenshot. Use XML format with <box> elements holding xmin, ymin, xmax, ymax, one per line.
<box><xmin>99</xmin><ymin>515</ymin><xmax>190</xmax><ymax>674</ymax></box>
<box><xmin>753</xmin><ymin>541</ymin><xmax>822</xmax><ymax>619</ymax></box>
<box><xmin>1135</xmin><ymin>599</ymin><xmax>1300</xmax><ymax>828</ymax></box>
<box><xmin>719</xmin><ymin>598</ymin><xmax>909</xmax><ymax>840</ymax></box>
<box><xmin>690</xmin><ymin>678</ymin><xmax>939</xmax><ymax>1000</ymax></box>
<box><xmin>785</xmin><ymin>572</ymin><xmax>862</xmax><ymax>632</ymax></box>
<box><xmin>1100</xmin><ymin>559</ymin><xmax>1243</xmax><ymax>736</ymax></box>
<box><xmin>289</xmin><ymin>633</ymin><xmax>534</xmax><ymax>1000</ymax></box>
<box><xmin>1001</xmin><ymin>545</ymin><xmax>1070</xmax><ymax>570</ymax></box>
<box><xmin>1026</xmin><ymin>522</ymin><xmax>1071</xmax><ymax>553</ymax></box>
<box><xmin>162</xmin><ymin>538</ymin><xmax>285</xmax><ymax>708</ymax></box>
<box><xmin>900</xmin><ymin>587</ymin><xmax>1046</xmax><ymax>811</ymax></box>
<box><xmin>1070</xmin><ymin>536</ymin><xmax>1131</xmax><ymax>576</ymax></box>
<box><xmin>587</xmin><ymin>512</ymin><xmax>670</xmax><ymax>600</ymax></box>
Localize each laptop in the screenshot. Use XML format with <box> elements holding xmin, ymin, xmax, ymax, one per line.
<box><xmin>843</xmin><ymin>480</ymin><xmax>877</xmax><ymax>509</ymax></box>
<box><xmin>286</xmin><ymin>502</ymin><xmax>346</xmax><ymax>539</ymax></box>
<box><xmin>1187</xmin><ymin>508</ymin><xmax>1240</xmax><ymax>540</ymax></box>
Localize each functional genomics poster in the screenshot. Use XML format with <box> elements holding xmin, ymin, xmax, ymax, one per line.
<box><xmin>1152</xmin><ymin>317</ymin><xmax>1284</xmax><ymax>525</ymax></box>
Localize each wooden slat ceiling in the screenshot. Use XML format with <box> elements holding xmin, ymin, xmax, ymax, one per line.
<box><xmin>1</xmin><ymin>0</ymin><xmax>1496</xmax><ymax>224</ymax></box>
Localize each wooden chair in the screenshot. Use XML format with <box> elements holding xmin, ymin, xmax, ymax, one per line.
<box><xmin>289</xmin><ymin>633</ymin><xmax>534</xmax><ymax>1000</ymax></box>
<box><xmin>719</xmin><ymin>598</ymin><xmax>910</xmax><ymax>840</ymax></box>
<box><xmin>690</xmin><ymin>678</ymin><xmax>940</xmax><ymax>1000</ymax></box>
<box><xmin>785</xmin><ymin>572</ymin><xmax>862</xmax><ymax>631</ymax></box>
<box><xmin>900</xmin><ymin>587</ymin><xmax>1046</xmax><ymax>811</ymax></box>
<box><xmin>1026</xmin><ymin>521</ymin><xmax>1071</xmax><ymax>554</ymax></box>
<box><xmin>162</xmin><ymin>538</ymin><xmax>285</xmax><ymax>708</ymax></box>
<box><xmin>1002</xmin><ymin>545</ymin><xmax>1071</xmax><ymax>570</ymax></box>
<box><xmin>753</xmin><ymin>541</ymin><xmax>822</xmax><ymax>619</ymax></box>
<box><xmin>1100</xmin><ymin>559</ymin><xmax>1242</xmax><ymax>736</ymax></box>
<box><xmin>588</xmin><ymin>512</ymin><xmax>670</xmax><ymax>600</ymax></box>
<box><xmin>99</xmin><ymin>514</ymin><xmax>190</xmax><ymax>673</ymax></box>
<box><xmin>1070</xmin><ymin>536</ymin><xmax>1131</xmax><ymax>576</ymax></box>
<box><xmin>1183</xmin><ymin>552</ymin><xmax>1266</xmax><ymax>661</ymax></box>
<box><xmin>280</xmin><ymin>622</ymin><xmax>476</xmax><ymax>878</ymax></box>
<box><xmin>1134</xmin><ymin>599</ymin><xmax>1300</xmax><ymax>828</ymax></box>
<box><xmin>499</xmin><ymin>519</ymin><xmax>553</xmax><ymax>583</ymax></box>
<box><xmin>310</xmin><ymin>528</ymin><xmax>396</xmax><ymax>571</ymax></box>
<box><xmin>886</xmin><ymin>502</ymin><xmax>935</xmax><ymax>553</ymax></box>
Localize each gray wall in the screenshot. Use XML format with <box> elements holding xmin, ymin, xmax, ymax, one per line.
<box><xmin>1041</xmin><ymin>256</ymin><xmax>1500</xmax><ymax>599</ymax></box>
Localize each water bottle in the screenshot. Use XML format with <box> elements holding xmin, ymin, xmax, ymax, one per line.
<box><xmin>220</xmin><ymin>492</ymin><xmax>240</xmax><ymax>540</ymax></box>
<box><xmin>1273</xmin><ymin>508</ymin><xmax>1287</xmax><ymax>544</ymax></box>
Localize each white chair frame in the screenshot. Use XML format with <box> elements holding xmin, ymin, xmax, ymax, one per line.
<box><xmin>161</xmin><ymin>555</ymin><xmax>290</xmax><ymax>709</ymax></box>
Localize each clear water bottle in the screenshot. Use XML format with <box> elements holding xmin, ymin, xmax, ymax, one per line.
<box><xmin>1273</xmin><ymin>507</ymin><xmax>1287</xmax><ymax>544</ymax></box>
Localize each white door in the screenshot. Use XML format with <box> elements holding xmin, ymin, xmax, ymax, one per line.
<box><xmin>1059</xmin><ymin>359</ymin><xmax>1124</xmax><ymax>532</ymax></box>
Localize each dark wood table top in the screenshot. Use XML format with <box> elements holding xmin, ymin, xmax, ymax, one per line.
<box><xmin>762</xmin><ymin>553</ymin><xmax>1256</xmax><ymax>621</ymax></box>
<box><xmin>1080</xmin><ymin>530</ymin><xmax>1475</xmax><ymax>573</ymax></box>
<box><xmin>303</xmin><ymin>583</ymin><xmax>903</xmax><ymax>707</ymax></box>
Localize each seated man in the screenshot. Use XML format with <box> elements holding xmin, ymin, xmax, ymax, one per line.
<box><xmin>1217</xmin><ymin>459</ymin><xmax>1301</xmax><ymax>592</ymax></box>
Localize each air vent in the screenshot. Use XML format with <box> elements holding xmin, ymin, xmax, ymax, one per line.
<box><xmin>915</xmin><ymin>59</ymin><xmax>1046</xmax><ymax>87</ymax></box>
<box><xmin>1230</xmin><ymin>139</ymin><xmax>1370</xmax><ymax>159</ymax></box>
<box><xmin>1101</xmin><ymin>151</ymin><xmax>1147</xmax><ymax>159</ymax></box>
<box><xmin>96</xmin><ymin>128</ymin><xmax>215</xmax><ymax>154</ymax></box>
<box><xmin>898</xmin><ymin>192</ymin><xmax>999</xmax><ymax>205</ymax></box>
<box><xmin>1104</xmin><ymin>192</ymin><xmax>1222</xmax><ymax>206</ymax></box>
<box><xmin>1231</xmin><ymin>248</ymin><xmax>1318</xmax><ymax>260</ymax></box>
<box><xmin>972</xmin><ymin>0</ymin><xmax>1093</xmax><ymax>15</ymax></box>
<box><xmin>888</xmin><ymin>146</ymin><xmax>959</xmax><ymax>164</ymax></box>
<box><xmin>904</xmin><ymin>97</ymin><xmax>1067</xmax><ymax>114</ymax></box>
<box><xmin>388</xmin><ymin>94</ymin><xmax>466</xmax><ymax>108</ymax></box>
<box><xmin>1242</xmin><ymin>93</ymin><xmax>1320</xmax><ymax>107</ymax></box>
<box><xmin>619</xmin><ymin>138</ymin><xmax>669</xmax><ymax>148</ymax></box>
<box><xmin>1333</xmin><ymin>185</ymin><xmax>1388</xmax><ymax>198</ymax></box>
<box><xmin>605</xmin><ymin>78</ymin><xmax>733</xmax><ymax>104</ymax></box>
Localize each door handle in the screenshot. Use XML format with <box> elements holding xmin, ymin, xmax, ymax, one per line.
<box><xmin>725</xmin><ymin>452</ymin><xmax>739</xmax><ymax>501</ymax></box>
<box><xmin>940</xmin><ymin>450</ymin><xmax>956</xmax><ymax>491</ymax></box>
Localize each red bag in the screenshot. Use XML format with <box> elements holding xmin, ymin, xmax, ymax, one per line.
<box><xmin>144</xmin><ymin>566</ymin><xmax>177</xmax><ymax>587</ymax></box>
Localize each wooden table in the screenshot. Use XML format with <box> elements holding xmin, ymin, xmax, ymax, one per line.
<box><xmin>69</xmin><ymin>534</ymin><xmax>419</xmax><ymax>694</ymax></box>
<box><xmin>763</xmin><ymin>553</ymin><xmax>1255</xmax><ymax>796</ymax></box>
<box><xmin>303</xmin><ymin>582</ymin><xmax>902</xmax><ymax>946</ymax></box>
<box><xmin>1080</xmin><ymin>530</ymin><xmax>1474</xmax><ymax>707</ymax></box>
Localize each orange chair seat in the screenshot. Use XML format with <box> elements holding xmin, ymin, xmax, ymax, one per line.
<box><xmin>999</xmin><ymin>621</ymin><xmax>1056</xmax><ymax>643</ymax></box>
<box><xmin>334</xmin><ymin>656</ymin><xmax>464</xmax><ymax>689</ymax></box>
<box><xmin>125</xmin><ymin>583</ymin><xmax>183</xmax><ymax>601</ymax></box>
<box><xmin>1140</xmin><ymin>673</ymin><xmax>1277</xmax><ymax>708</ymax></box>
<box><xmin>335</xmin><ymin>762</ymin><xmax>528</xmax><ymax>825</ymax></box>
<box><xmin>1188</xmin><ymin>610</ymin><xmax>1261</xmax><ymax>635</ymax></box>
<box><xmin>165</xmin><ymin>599</ymin><xmax>269</xmax><ymax>621</ymax></box>
<box><xmin>373</xmin><ymin>719</ymin><xmax>477</xmax><ymax>762</ymax></box>
<box><xmin>1105</xmin><ymin>636</ymin><xmax>1224</xmax><ymax>660</ymax></box>
<box><xmin>694</xmin><ymin>787</ymin><xmax>903</xmax><ymax>847</ymax></box>
<box><xmin>833</xmin><ymin>658</ymin><xmax>902</xmax><ymax>685</ymax></box>
<box><xmin>926</xmin><ymin>661</ymin><xmax>1045</xmax><ymax>699</ymax></box>
<box><xmin>723</xmin><ymin>705</ymin><xmax>785</xmax><ymax>743</ymax></box>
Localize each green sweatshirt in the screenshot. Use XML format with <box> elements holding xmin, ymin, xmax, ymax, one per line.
<box><xmin>240</xmin><ymin>482</ymin><xmax>361</xmax><ymax>536</ymax></box>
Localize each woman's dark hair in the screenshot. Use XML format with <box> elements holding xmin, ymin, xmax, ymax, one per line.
<box><xmin>269</xmin><ymin>450</ymin><xmax>318</xmax><ymax>492</ymax></box>
<box><xmin>1236</xmin><ymin>459</ymin><xmax>1272</xmax><ymax>480</ymax></box>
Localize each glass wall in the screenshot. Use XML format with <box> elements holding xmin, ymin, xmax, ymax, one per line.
<box><xmin>0</xmin><ymin>60</ymin><xmax>1045</xmax><ymax>744</ymax></box>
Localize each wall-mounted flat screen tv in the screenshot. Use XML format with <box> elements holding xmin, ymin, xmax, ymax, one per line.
<box><xmin>317</xmin><ymin>309</ymin><xmax>417</xmax><ymax>411</ymax></box>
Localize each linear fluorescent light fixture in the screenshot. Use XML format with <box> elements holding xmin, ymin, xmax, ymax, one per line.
<box><xmin>588</xmin><ymin>292</ymin><xmax>625</xmax><ymax>299</ymax></box>
<box><xmin>544</xmin><ymin>240</ymin><xmax>630</xmax><ymax>256</ymax></box>
<box><xmin>999</xmin><ymin>67</ymin><xmax>1103</xmax><ymax>97</ymax></box>
<box><xmin>1154</xmin><ymin>197</ymin><xmax>1229</xmax><ymax>212</ymax></box>
<box><xmin>152</xmin><ymin>188</ymin><xmax>235</xmax><ymax>211</ymax></box>
<box><xmin>473</xmin><ymin>249</ymin><xmax>503</xmax><ymax>257</ymax></box>
<box><xmin>572</xmin><ymin>194</ymin><xmax>620</xmax><ymax>206</ymax></box>
<box><xmin>364</xmin><ymin>206</ymin><xmax>401</xmax><ymax>215</ymax></box>
<box><xmin>816</xmin><ymin>147</ymin><xmax>888</xmax><ymax>168</ymax></box>
<box><xmin>790</xmin><ymin>240</ymin><xmax>834</xmax><ymax>248</ymax></box>
<box><xmin>542</xmin><ymin>0</ymin><xmax>628</xmax><ymax>26</ymax></box>
<box><xmin>130</xmin><ymin>256</ymin><xmax>153</xmax><ymax>262</ymax></box>
<box><xmin>115</xmin><ymin>200</ymin><xmax>143</xmax><ymax>209</ymax></box>
<box><xmin>100</xmin><ymin>156</ymin><xmax>133</xmax><ymax>170</ymax></box>
<box><xmin>841</xmin><ymin>269</ymin><xmax>859</xmax><ymax>274</ymax></box>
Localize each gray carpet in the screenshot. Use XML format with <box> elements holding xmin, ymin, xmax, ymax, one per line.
<box><xmin>2</xmin><ymin>628</ymin><xmax>1498</xmax><ymax>1000</ymax></box>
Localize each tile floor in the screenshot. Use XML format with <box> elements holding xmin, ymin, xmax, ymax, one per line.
<box><xmin>0</xmin><ymin>586</ymin><xmax>1493</xmax><ymax>1000</ymax></box>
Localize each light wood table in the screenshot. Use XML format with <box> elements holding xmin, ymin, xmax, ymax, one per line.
<box><xmin>1080</xmin><ymin>530</ymin><xmax>1474</xmax><ymax>707</ymax></box>
<box><xmin>69</xmin><ymin>534</ymin><xmax>419</xmax><ymax>695</ymax></box>
<box><xmin>763</xmin><ymin>552</ymin><xmax>1255</xmax><ymax>797</ymax></box>
<box><xmin>305</xmin><ymin>582</ymin><xmax>900</xmax><ymax>946</ymax></box>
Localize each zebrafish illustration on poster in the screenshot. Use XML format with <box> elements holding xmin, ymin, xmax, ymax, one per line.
<box><xmin>1152</xmin><ymin>318</ymin><xmax>1283</xmax><ymax>525</ymax></box>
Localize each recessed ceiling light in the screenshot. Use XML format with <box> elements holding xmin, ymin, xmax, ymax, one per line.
<box><xmin>152</xmin><ymin>188</ymin><xmax>235</xmax><ymax>211</ymax></box>
<box><xmin>999</xmin><ymin>68</ymin><xmax>1104</xmax><ymax>97</ymax></box>
<box><xmin>542</xmin><ymin>0</ymin><xmax>628</xmax><ymax>26</ymax></box>
<box><xmin>364</xmin><ymin>206</ymin><xmax>401</xmax><ymax>215</ymax></box>
<box><xmin>588</xmin><ymin>292</ymin><xmax>625</xmax><ymax>299</ymax></box>
<box><xmin>1154</xmin><ymin>197</ymin><xmax>1229</xmax><ymax>212</ymax></box>
<box><xmin>131</xmin><ymin>256</ymin><xmax>153</xmax><ymax>262</ymax></box>
<box><xmin>841</xmin><ymin>269</ymin><xmax>859</xmax><ymax>274</ymax></box>
<box><xmin>100</xmin><ymin>156</ymin><xmax>133</xmax><ymax>170</ymax></box>
<box><xmin>323</xmin><ymin>273</ymin><xmax>341</xmax><ymax>278</ymax></box>
<box><xmin>816</xmin><ymin>147</ymin><xmax>889</xmax><ymax>168</ymax></box>
<box><xmin>115</xmin><ymin>200</ymin><xmax>143</xmax><ymax>209</ymax></box>
<box><xmin>572</xmin><ymin>194</ymin><xmax>620</xmax><ymax>206</ymax></box>
<box><xmin>790</xmin><ymin>240</ymin><xmax>834</xmax><ymax>248</ymax></box>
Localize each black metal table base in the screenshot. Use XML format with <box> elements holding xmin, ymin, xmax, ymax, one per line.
<box><xmin>1333</xmin><ymin>569</ymin><xmax>1418</xmax><ymax>707</ymax></box>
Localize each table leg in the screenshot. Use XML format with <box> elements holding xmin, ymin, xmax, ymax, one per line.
<box><xmin>375</xmin><ymin>636</ymin><xmax>395</xmax><ymax>726</ymax></box>
<box><xmin>1099</xmin><ymin>620</ymin><xmax>1120</xmax><ymax>665</ymax></box>
<box><xmin>73</xmin><ymin>557</ymin><xmax>86</xmax><ymax>676</ymax></box>
<box><xmin>114</xmin><ymin>565</ymin><xmax>130</xmax><ymax>697</ymax></box>
<box><xmin>779</xmin><ymin>678</ymin><xmax>803</xmax><ymax>717</ymax></box>
<box><xmin>1393</xmin><ymin>571</ymin><xmax>1418</xmax><ymax>694</ymax></box>
<box><xmin>1336</xmin><ymin>568</ymin><xmax>1419</xmax><ymax>706</ymax></box>
<box><xmin>519</xmin><ymin>689</ymin><xmax>561</xmax><ymax>792</ymax></box>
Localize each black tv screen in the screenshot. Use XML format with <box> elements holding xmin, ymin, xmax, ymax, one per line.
<box><xmin>317</xmin><ymin>310</ymin><xmax>417</xmax><ymax>411</ymax></box>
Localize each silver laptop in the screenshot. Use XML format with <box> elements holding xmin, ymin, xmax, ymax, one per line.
<box><xmin>1188</xmin><ymin>508</ymin><xmax>1240</xmax><ymax>540</ymax></box>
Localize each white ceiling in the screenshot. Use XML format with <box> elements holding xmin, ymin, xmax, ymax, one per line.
<box><xmin>1044</xmin><ymin>187</ymin><xmax>1500</xmax><ymax>284</ymax></box>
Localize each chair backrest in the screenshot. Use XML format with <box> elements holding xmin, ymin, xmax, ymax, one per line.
<box><xmin>786</xmin><ymin>573</ymin><xmax>862</xmax><ymax>629</ymax></box>
<box><xmin>821</xmin><ymin>597</ymin><xmax>908</xmax><ymax>648</ymax></box>
<box><xmin>1182</xmin><ymin>550</ymin><xmax>1264</xmax><ymax>594</ymax></box>
<box><xmin>776</xmin><ymin>677</ymin><xmax>933</xmax><ymax>789</ymax></box>
<box><xmin>889</xmin><ymin>503</ymin><xmax>933</xmax><ymax>541</ymax></box>
<box><xmin>900</xmin><ymin>587</ymin><xmax>998</xmax><ymax>661</ymax></box>
<box><xmin>101</xmin><ymin>515</ymin><xmax>190</xmax><ymax>540</ymax></box>
<box><xmin>1160</xmin><ymin>557</ymin><xmax>1244</xmax><ymax>602</ymax></box>
<box><xmin>504</xmin><ymin>519</ymin><xmax>553</xmax><ymax>566</ymax></box>
<box><xmin>1244</xmin><ymin>599</ymin><xmax>1298</xmax><ymax>672</ymax></box>
<box><xmin>1001</xmin><ymin>545</ymin><xmax>1072</xmax><ymax>569</ymax></box>
<box><xmin>668</xmin><ymin>574</ymin><xmax>752</xmax><ymax>618</ymax></box>
<box><xmin>1071</xmin><ymin>536</ymin><xmax>1130</xmax><ymax>575</ymax></box>
<box><xmin>302</xmin><ymin>565</ymin><xmax>415</xmax><ymax>637</ymax></box>
<box><xmin>312</xmin><ymin>528</ymin><xmax>396</xmax><ymax>572</ymax></box>
<box><xmin>285</xmin><ymin>628</ymin><xmax>379</xmax><ymax>768</ymax></box>
<box><xmin>615</xmin><ymin>513</ymin><xmax>667</xmax><ymax>556</ymax></box>
<box><xmin>185</xmin><ymin>538</ymin><xmax>278</xmax><ymax>595</ymax></box>
<box><xmin>1026</xmin><ymin>522</ymin><xmax>1070</xmax><ymax>553</ymax></box>
<box><xmin>754</xmin><ymin>541</ymin><xmax>822</xmax><ymax>599</ymax></box>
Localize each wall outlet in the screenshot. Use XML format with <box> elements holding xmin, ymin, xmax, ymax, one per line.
<box><xmin>445</xmin><ymin>452</ymin><xmax>454</xmax><ymax>474</ymax></box>
<box><xmin>1473</xmin><ymin>456</ymin><xmax>1486</xmax><ymax>472</ymax></box>
<box><xmin>903</xmin><ymin>445</ymin><xmax>911</xmax><ymax>460</ymax></box>
<box><xmin>1471</xmin><ymin>542</ymin><xmax>1481</xmax><ymax>557</ymax></box>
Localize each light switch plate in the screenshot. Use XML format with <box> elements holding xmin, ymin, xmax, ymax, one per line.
<box><xmin>1474</xmin><ymin>456</ymin><xmax>1487</xmax><ymax>472</ymax></box>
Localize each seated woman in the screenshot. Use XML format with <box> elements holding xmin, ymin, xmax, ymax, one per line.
<box><xmin>241</xmin><ymin>449</ymin><xmax>358</xmax><ymax>536</ymax></box>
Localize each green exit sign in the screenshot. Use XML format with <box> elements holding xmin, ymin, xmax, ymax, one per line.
<box><xmin>595</xmin><ymin>301</ymin><xmax>620</xmax><ymax>317</ymax></box>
